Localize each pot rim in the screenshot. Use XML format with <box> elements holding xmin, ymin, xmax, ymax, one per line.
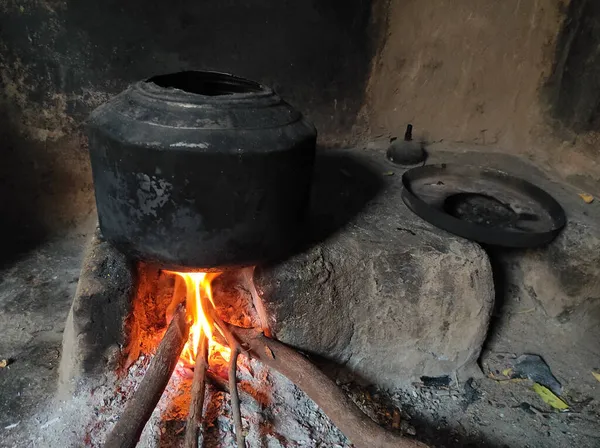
<box><xmin>137</xmin><ymin>70</ymin><xmax>275</xmax><ymax>105</ymax></box>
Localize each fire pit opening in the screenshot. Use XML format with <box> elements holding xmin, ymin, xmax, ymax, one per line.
<box><xmin>100</xmin><ymin>262</ymin><xmax>400</xmax><ymax>448</ymax></box>
<box><xmin>147</xmin><ymin>71</ymin><xmax>265</xmax><ymax>96</ymax></box>
<box><xmin>109</xmin><ymin>264</ymin><xmax>273</xmax><ymax>447</ymax></box>
<box><xmin>124</xmin><ymin>266</ymin><xmax>264</xmax><ymax>374</ymax></box>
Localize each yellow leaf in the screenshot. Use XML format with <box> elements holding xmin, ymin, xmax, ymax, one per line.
<box><xmin>592</xmin><ymin>370</ymin><xmax>600</xmax><ymax>382</ymax></box>
<box><xmin>265</xmin><ymin>346</ymin><xmax>275</xmax><ymax>360</ymax></box>
<box><xmin>532</xmin><ymin>383</ymin><xmax>569</xmax><ymax>410</ymax></box>
<box><xmin>382</xmin><ymin>171</ymin><xmax>395</xmax><ymax>176</ymax></box>
<box><xmin>502</xmin><ymin>368</ymin><xmax>513</xmax><ymax>377</ymax></box>
<box><xmin>578</xmin><ymin>193</ymin><xmax>594</xmax><ymax>204</ymax></box>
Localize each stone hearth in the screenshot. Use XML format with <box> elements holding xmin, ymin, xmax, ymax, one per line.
<box><xmin>59</xmin><ymin>148</ymin><xmax>498</xmax><ymax>393</ymax></box>
<box><xmin>59</xmin><ymin>147</ymin><xmax>600</xmax><ymax>396</ymax></box>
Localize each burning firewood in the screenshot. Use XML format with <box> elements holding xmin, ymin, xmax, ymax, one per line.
<box><xmin>209</xmin><ymin>308</ymin><xmax>246</xmax><ymax>448</ymax></box>
<box><xmin>224</xmin><ymin>334</ymin><xmax>245</xmax><ymax>448</ymax></box>
<box><xmin>104</xmin><ymin>270</ymin><xmax>428</xmax><ymax>448</ymax></box>
<box><xmin>184</xmin><ymin>272</ymin><xmax>246</xmax><ymax>448</ymax></box>
<box><xmin>230</xmin><ymin>326</ymin><xmax>429</xmax><ymax>448</ymax></box>
<box><xmin>183</xmin><ymin>333</ymin><xmax>209</xmax><ymax>448</ymax></box>
<box><xmin>241</xmin><ymin>266</ymin><xmax>271</xmax><ymax>337</ymax></box>
<box><xmin>104</xmin><ymin>305</ymin><xmax>189</xmax><ymax>448</ymax></box>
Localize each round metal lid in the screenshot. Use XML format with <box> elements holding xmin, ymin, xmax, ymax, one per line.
<box><xmin>401</xmin><ymin>164</ymin><xmax>566</xmax><ymax>247</ymax></box>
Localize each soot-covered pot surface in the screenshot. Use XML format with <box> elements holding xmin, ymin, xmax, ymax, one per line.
<box><xmin>87</xmin><ymin>71</ymin><xmax>317</xmax><ymax>270</ymax></box>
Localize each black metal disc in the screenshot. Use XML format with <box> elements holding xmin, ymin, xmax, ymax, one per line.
<box><xmin>401</xmin><ymin>164</ymin><xmax>566</xmax><ymax>247</ymax></box>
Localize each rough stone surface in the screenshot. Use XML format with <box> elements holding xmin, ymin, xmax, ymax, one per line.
<box><xmin>58</xmin><ymin>228</ymin><xmax>135</xmax><ymax>394</ymax></box>
<box><xmin>256</xmin><ymin>148</ymin><xmax>495</xmax><ymax>388</ymax></box>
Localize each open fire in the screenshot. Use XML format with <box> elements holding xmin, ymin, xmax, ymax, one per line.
<box><xmin>108</xmin><ymin>268</ymin><xmax>250</xmax><ymax>448</ymax></box>
<box><xmin>168</xmin><ymin>272</ymin><xmax>231</xmax><ymax>366</ymax></box>
<box><xmin>99</xmin><ymin>265</ymin><xmax>425</xmax><ymax>448</ymax></box>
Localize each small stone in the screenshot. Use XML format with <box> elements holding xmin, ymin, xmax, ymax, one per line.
<box><xmin>400</xmin><ymin>420</ymin><xmax>417</xmax><ymax>436</ymax></box>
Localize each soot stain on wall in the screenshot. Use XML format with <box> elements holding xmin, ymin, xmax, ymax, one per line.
<box><xmin>1</xmin><ymin>0</ymin><xmax>375</xmax><ymax>140</ymax></box>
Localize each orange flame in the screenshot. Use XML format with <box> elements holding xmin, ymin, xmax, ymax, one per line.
<box><xmin>167</xmin><ymin>271</ymin><xmax>230</xmax><ymax>365</ymax></box>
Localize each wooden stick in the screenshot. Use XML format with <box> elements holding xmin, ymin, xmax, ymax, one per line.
<box><xmin>104</xmin><ymin>305</ymin><xmax>189</xmax><ymax>448</ymax></box>
<box><xmin>228</xmin><ymin>344</ymin><xmax>244</xmax><ymax>448</ymax></box>
<box><xmin>242</xmin><ymin>266</ymin><xmax>271</xmax><ymax>337</ymax></box>
<box><xmin>184</xmin><ymin>333</ymin><xmax>209</xmax><ymax>448</ymax></box>
<box><xmin>206</xmin><ymin>370</ymin><xmax>229</xmax><ymax>392</ymax></box>
<box><xmin>209</xmin><ymin>309</ymin><xmax>245</xmax><ymax>448</ymax></box>
<box><xmin>230</xmin><ymin>327</ymin><xmax>429</xmax><ymax>448</ymax></box>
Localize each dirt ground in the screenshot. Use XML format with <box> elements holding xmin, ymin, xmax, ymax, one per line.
<box><xmin>0</xmin><ymin>225</ymin><xmax>91</xmax><ymax>441</ymax></box>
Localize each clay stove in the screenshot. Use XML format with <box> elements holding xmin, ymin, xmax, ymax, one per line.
<box><xmin>56</xmin><ymin>72</ymin><xmax>441</xmax><ymax>447</ymax></box>
<box><xmin>57</xmin><ymin>146</ymin><xmax>496</xmax><ymax>448</ymax></box>
<box><xmin>67</xmin><ymin>71</ymin><xmax>349</xmax><ymax>447</ymax></box>
<box><xmin>58</xmin><ymin>233</ymin><xmax>433</xmax><ymax>448</ymax></box>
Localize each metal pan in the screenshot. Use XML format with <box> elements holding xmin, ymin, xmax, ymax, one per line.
<box><xmin>401</xmin><ymin>164</ymin><xmax>566</xmax><ymax>247</ymax></box>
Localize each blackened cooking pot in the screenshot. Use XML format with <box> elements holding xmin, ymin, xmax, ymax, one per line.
<box><xmin>87</xmin><ymin>71</ymin><xmax>316</xmax><ymax>270</ymax></box>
